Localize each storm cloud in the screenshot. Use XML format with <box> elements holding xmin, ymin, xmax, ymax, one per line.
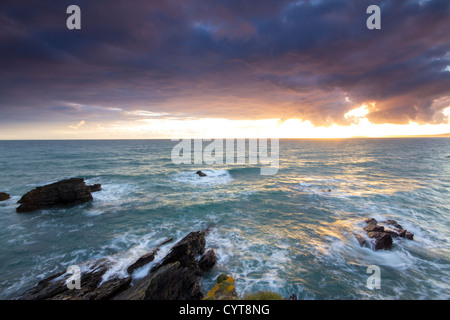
<box><xmin>0</xmin><ymin>0</ymin><xmax>449</xmax><ymax>126</ymax></box>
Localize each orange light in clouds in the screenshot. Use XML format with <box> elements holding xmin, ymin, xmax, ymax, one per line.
<box><xmin>1</xmin><ymin>105</ymin><xmax>450</xmax><ymax>140</ymax></box>
<box><xmin>106</xmin><ymin>105</ymin><xmax>450</xmax><ymax>139</ymax></box>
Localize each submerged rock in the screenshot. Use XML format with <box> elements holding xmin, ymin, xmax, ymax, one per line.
<box><xmin>0</xmin><ymin>192</ymin><xmax>10</xmax><ymax>202</ymax></box>
<box><xmin>16</xmin><ymin>178</ymin><xmax>97</xmax><ymax>213</ymax></box>
<box><xmin>195</xmin><ymin>170</ymin><xmax>207</xmax><ymax>177</ymax></box>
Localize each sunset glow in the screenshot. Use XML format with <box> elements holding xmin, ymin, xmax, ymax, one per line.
<box><xmin>1</xmin><ymin>0</ymin><xmax>449</xmax><ymax>140</ymax></box>
<box><xmin>2</xmin><ymin>104</ymin><xmax>449</xmax><ymax>140</ymax></box>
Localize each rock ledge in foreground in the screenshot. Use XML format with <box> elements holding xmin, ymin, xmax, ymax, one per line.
<box><xmin>18</xmin><ymin>230</ymin><xmax>215</xmax><ymax>300</ymax></box>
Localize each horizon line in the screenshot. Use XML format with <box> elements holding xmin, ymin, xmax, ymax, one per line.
<box><xmin>1</xmin><ymin>134</ymin><xmax>450</xmax><ymax>141</ymax></box>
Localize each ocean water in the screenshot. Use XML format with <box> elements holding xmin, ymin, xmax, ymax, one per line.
<box><xmin>0</xmin><ymin>139</ymin><xmax>449</xmax><ymax>300</ymax></box>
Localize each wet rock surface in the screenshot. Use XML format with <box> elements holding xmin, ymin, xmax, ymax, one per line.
<box><xmin>18</xmin><ymin>230</ymin><xmax>215</xmax><ymax>300</ymax></box>
<box><xmin>195</xmin><ymin>170</ymin><xmax>207</xmax><ymax>177</ymax></box>
<box><xmin>356</xmin><ymin>218</ymin><xmax>414</xmax><ymax>250</ymax></box>
<box><xmin>16</xmin><ymin>178</ymin><xmax>100</xmax><ymax>213</ymax></box>
<box><xmin>0</xmin><ymin>192</ymin><xmax>10</xmax><ymax>202</ymax></box>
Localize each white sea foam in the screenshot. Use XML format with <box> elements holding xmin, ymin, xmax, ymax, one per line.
<box><xmin>172</xmin><ymin>169</ymin><xmax>234</xmax><ymax>186</ymax></box>
<box><xmin>83</xmin><ymin>181</ymin><xmax>140</xmax><ymax>216</ymax></box>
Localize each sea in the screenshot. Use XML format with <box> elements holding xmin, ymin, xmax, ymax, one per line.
<box><xmin>0</xmin><ymin>138</ymin><xmax>449</xmax><ymax>300</ymax></box>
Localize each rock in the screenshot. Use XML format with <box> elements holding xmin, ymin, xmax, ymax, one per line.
<box><xmin>367</xmin><ymin>231</ymin><xmax>395</xmax><ymax>250</ymax></box>
<box><xmin>203</xmin><ymin>274</ymin><xmax>238</xmax><ymax>300</ymax></box>
<box><xmin>216</xmin><ymin>273</ymin><xmax>229</xmax><ymax>284</ymax></box>
<box><xmin>367</xmin><ymin>231</ymin><xmax>383</xmax><ymax>239</ymax></box>
<box><xmin>365</xmin><ymin>218</ymin><xmax>377</xmax><ymax>225</ymax></box>
<box><xmin>198</xmin><ymin>249</ymin><xmax>216</xmax><ymax>271</ymax></box>
<box><xmin>373</xmin><ymin>233</ymin><xmax>393</xmax><ymax>250</ymax></box>
<box><xmin>151</xmin><ymin>230</ymin><xmax>206</xmax><ymax>273</ymax></box>
<box><xmin>19</xmin><ymin>257</ymin><xmax>132</xmax><ymax>300</ymax></box>
<box><xmin>399</xmin><ymin>229</ymin><xmax>414</xmax><ymax>240</ymax></box>
<box><xmin>384</xmin><ymin>219</ymin><xmax>403</xmax><ymax>230</ymax></box>
<box><xmin>288</xmin><ymin>294</ymin><xmax>298</xmax><ymax>300</ymax></box>
<box><xmin>364</xmin><ymin>224</ymin><xmax>384</xmax><ymax>232</ymax></box>
<box><xmin>383</xmin><ymin>228</ymin><xmax>400</xmax><ymax>238</ymax></box>
<box><xmin>115</xmin><ymin>261</ymin><xmax>203</xmax><ymax>300</ymax></box>
<box><xmin>0</xmin><ymin>192</ymin><xmax>10</xmax><ymax>202</ymax></box>
<box><xmin>116</xmin><ymin>230</ymin><xmax>212</xmax><ymax>300</ymax></box>
<box><xmin>52</xmin><ymin>276</ymin><xmax>132</xmax><ymax>301</ymax></box>
<box><xmin>18</xmin><ymin>230</ymin><xmax>215</xmax><ymax>300</ymax></box>
<box><xmin>16</xmin><ymin>178</ymin><xmax>94</xmax><ymax>213</ymax></box>
<box><xmin>87</xmin><ymin>184</ymin><xmax>102</xmax><ymax>193</ymax></box>
<box><xmin>358</xmin><ymin>218</ymin><xmax>414</xmax><ymax>251</ymax></box>
<box><xmin>195</xmin><ymin>170</ymin><xmax>207</xmax><ymax>177</ymax></box>
<box><xmin>18</xmin><ymin>270</ymin><xmax>68</xmax><ymax>300</ymax></box>
<box><xmin>355</xmin><ymin>233</ymin><xmax>367</xmax><ymax>247</ymax></box>
<box><xmin>126</xmin><ymin>237</ymin><xmax>173</xmax><ymax>275</ymax></box>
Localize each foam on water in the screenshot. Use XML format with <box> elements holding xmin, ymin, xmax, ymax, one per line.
<box><xmin>172</xmin><ymin>169</ymin><xmax>234</xmax><ymax>187</ymax></box>
<box><xmin>1</xmin><ymin>139</ymin><xmax>450</xmax><ymax>299</ymax></box>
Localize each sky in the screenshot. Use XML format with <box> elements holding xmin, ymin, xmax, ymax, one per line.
<box><xmin>0</xmin><ymin>0</ymin><xmax>449</xmax><ymax>139</ymax></box>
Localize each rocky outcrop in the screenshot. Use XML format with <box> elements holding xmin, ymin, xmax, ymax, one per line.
<box><xmin>116</xmin><ymin>230</ymin><xmax>215</xmax><ymax>300</ymax></box>
<box><xmin>18</xmin><ymin>230</ymin><xmax>216</xmax><ymax>300</ymax></box>
<box><xmin>0</xmin><ymin>192</ymin><xmax>10</xmax><ymax>201</ymax></box>
<box><xmin>126</xmin><ymin>237</ymin><xmax>173</xmax><ymax>275</ymax></box>
<box><xmin>16</xmin><ymin>178</ymin><xmax>100</xmax><ymax>213</ymax></box>
<box><xmin>356</xmin><ymin>218</ymin><xmax>414</xmax><ymax>250</ymax></box>
<box><xmin>19</xmin><ymin>258</ymin><xmax>131</xmax><ymax>300</ymax></box>
<box><xmin>198</xmin><ymin>249</ymin><xmax>217</xmax><ymax>272</ymax></box>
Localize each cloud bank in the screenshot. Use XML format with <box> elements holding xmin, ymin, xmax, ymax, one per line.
<box><xmin>0</xmin><ymin>0</ymin><xmax>449</xmax><ymax>129</ymax></box>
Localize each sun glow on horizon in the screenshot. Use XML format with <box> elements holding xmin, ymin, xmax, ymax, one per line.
<box><xmin>1</xmin><ymin>105</ymin><xmax>450</xmax><ymax>140</ymax></box>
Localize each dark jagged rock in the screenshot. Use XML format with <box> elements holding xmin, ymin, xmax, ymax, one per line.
<box><xmin>17</xmin><ymin>230</ymin><xmax>215</xmax><ymax>300</ymax></box>
<box><xmin>356</xmin><ymin>218</ymin><xmax>414</xmax><ymax>251</ymax></box>
<box><xmin>16</xmin><ymin>178</ymin><xmax>94</xmax><ymax>213</ymax></box>
<box><xmin>368</xmin><ymin>232</ymin><xmax>393</xmax><ymax>250</ymax></box>
<box><xmin>126</xmin><ymin>237</ymin><xmax>173</xmax><ymax>275</ymax></box>
<box><xmin>355</xmin><ymin>233</ymin><xmax>367</xmax><ymax>247</ymax></box>
<box><xmin>384</xmin><ymin>219</ymin><xmax>403</xmax><ymax>230</ymax></box>
<box><xmin>18</xmin><ymin>258</ymin><xmax>131</xmax><ymax>300</ymax></box>
<box><xmin>364</xmin><ymin>224</ymin><xmax>384</xmax><ymax>232</ymax></box>
<box><xmin>198</xmin><ymin>249</ymin><xmax>217</xmax><ymax>272</ymax></box>
<box><xmin>288</xmin><ymin>294</ymin><xmax>298</xmax><ymax>300</ymax></box>
<box><xmin>151</xmin><ymin>230</ymin><xmax>206</xmax><ymax>273</ymax></box>
<box><xmin>115</xmin><ymin>261</ymin><xmax>203</xmax><ymax>300</ymax></box>
<box><xmin>116</xmin><ymin>230</ymin><xmax>212</xmax><ymax>300</ymax></box>
<box><xmin>195</xmin><ymin>170</ymin><xmax>207</xmax><ymax>177</ymax></box>
<box><xmin>365</xmin><ymin>218</ymin><xmax>377</xmax><ymax>225</ymax></box>
<box><xmin>87</xmin><ymin>184</ymin><xmax>102</xmax><ymax>193</ymax></box>
<box><xmin>0</xmin><ymin>192</ymin><xmax>10</xmax><ymax>202</ymax></box>
<box><xmin>399</xmin><ymin>229</ymin><xmax>414</xmax><ymax>240</ymax></box>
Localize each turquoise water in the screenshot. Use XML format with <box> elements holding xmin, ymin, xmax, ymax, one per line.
<box><xmin>0</xmin><ymin>139</ymin><xmax>449</xmax><ymax>299</ymax></box>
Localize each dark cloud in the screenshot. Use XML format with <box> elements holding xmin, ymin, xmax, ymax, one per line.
<box><xmin>0</xmin><ymin>0</ymin><xmax>449</xmax><ymax>126</ymax></box>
